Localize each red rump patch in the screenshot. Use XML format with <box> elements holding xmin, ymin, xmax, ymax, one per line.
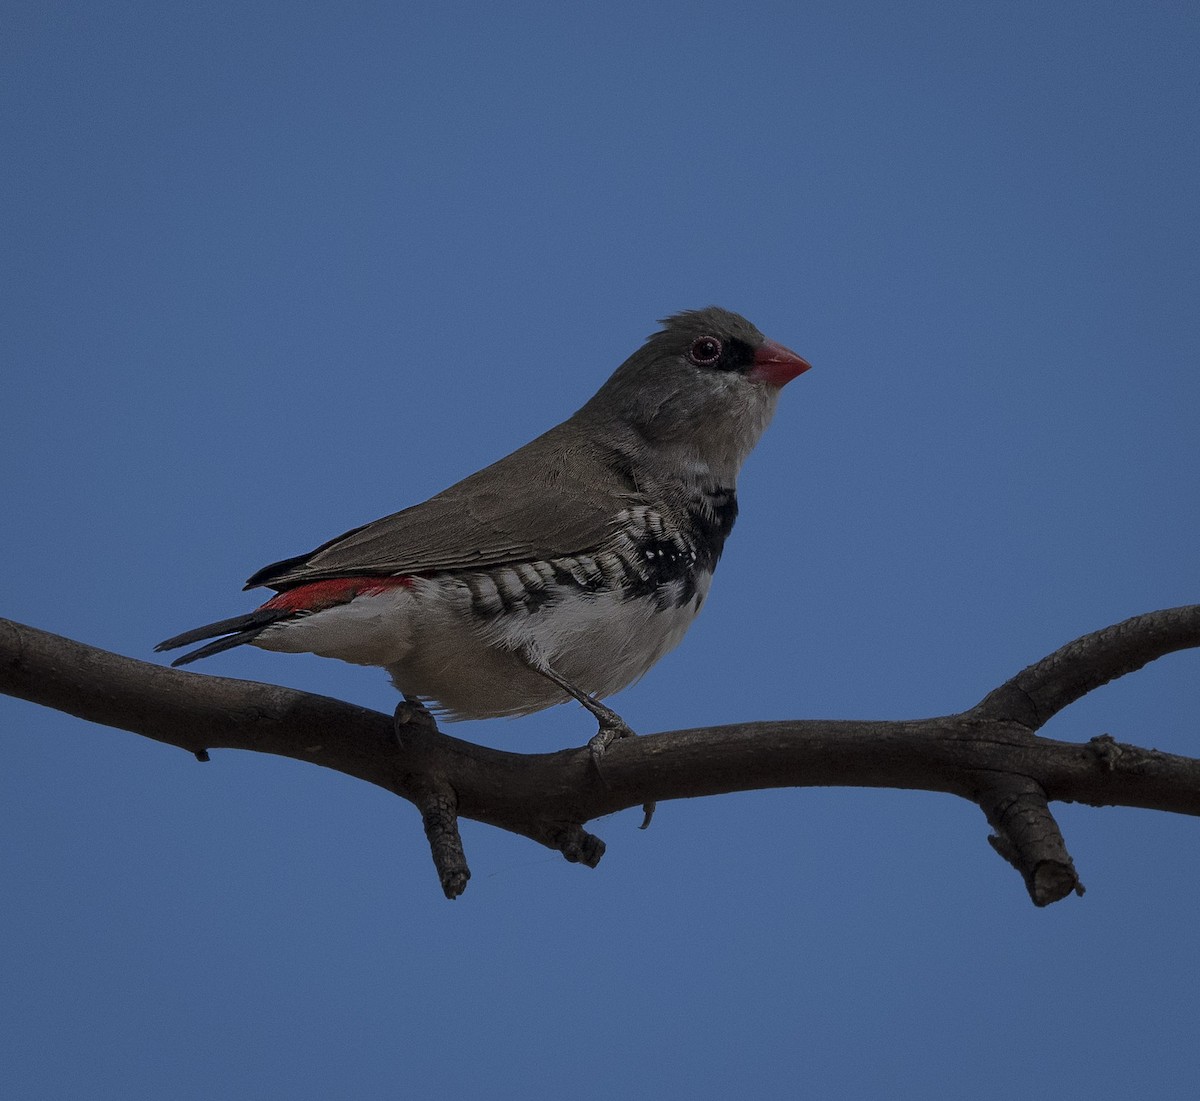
<box><xmin>261</xmin><ymin>576</ymin><xmax>414</xmax><ymax>614</ymax></box>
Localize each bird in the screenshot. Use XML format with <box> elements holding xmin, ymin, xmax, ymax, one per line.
<box><xmin>157</xmin><ymin>306</ymin><xmax>811</xmax><ymax>753</ymax></box>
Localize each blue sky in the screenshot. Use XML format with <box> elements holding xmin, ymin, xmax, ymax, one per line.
<box><xmin>2</xmin><ymin>2</ymin><xmax>1198</xmax><ymax>1096</ymax></box>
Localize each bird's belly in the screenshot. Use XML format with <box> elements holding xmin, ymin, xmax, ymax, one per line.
<box><xmin>394</xmin><ymin>570</ymin><xmax>713</xmax><ymax>720</ymax></box>
<box><xmin>253</xmin><ymin>569</ymin><xmax>712</xmax><ymax>721</ymax></box>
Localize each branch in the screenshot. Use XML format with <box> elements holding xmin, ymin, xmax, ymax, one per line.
<box><xmin>973</xmin><ymin>605</ymin><xmax>1200</xmax><ymax>726</ymax></box>
<box><xmin>2</xmin><ymin>607</ymin><xmax>1198</xmax><ymax>905</ymax></box>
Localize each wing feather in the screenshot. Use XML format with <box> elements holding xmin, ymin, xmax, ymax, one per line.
<box><xmin>246</xmin><ymin>424</ymin><xmax>640</xmax><ymax>591</ymax></box>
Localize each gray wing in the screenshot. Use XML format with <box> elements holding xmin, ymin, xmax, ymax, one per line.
<box><xmin>245</xmin><ymin>424</ymin><xmax>640</xmax><ymax>590</ymax></box>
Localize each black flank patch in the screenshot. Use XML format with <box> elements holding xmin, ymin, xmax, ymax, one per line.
<box><xmin>619</xmin><ymin>485</ymin><xmax>738</xmax><ymax>610</ymax></box>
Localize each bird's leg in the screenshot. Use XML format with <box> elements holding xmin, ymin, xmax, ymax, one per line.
<box><xmin>518</xmin><ymin>650</ymin><xmax>655</xmax><ymax>829</ymax></box>
<box><xmin>525</xmin><ymin>659</ymin><xmax>635</xmax><ymax>758</ymax></box>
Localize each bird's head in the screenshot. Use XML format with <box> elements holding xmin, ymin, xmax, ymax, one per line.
<box><xmin>576</xmin><ymin>306</ymin><xmax>811</xmax><ymax>481</ymax></box>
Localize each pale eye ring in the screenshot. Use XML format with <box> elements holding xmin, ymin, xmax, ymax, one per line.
<box><xmin>689</xmin><ymin>336</ymin><xmax>723</xmax><ymax>365</ymax></box>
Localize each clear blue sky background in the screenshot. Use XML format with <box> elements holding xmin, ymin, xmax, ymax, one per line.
<box><xmin>3</xmin><ymin>2</ymin><xmax>1198</xmax><ymax>1097</ymax></box>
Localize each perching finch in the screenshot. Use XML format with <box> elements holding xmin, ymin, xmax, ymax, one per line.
<box><xmin>157</xmin><ymin>307</ymin><xmax>810</xmax><ymax>749</ymax></box>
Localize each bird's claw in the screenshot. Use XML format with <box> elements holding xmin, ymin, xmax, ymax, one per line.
<box><xmin>393</xmin><ymin>695</ymin><xmax>432</xmax><ymax>747</ymax></box>
<box><xmin>584</xmin><ymin>712</ymin><xmax>656</xmax><ymax>829</ymax></box>
<box><xmin>587</xmin><ymin>714</ymin><xmax>636</xmax><ymax>763</ymax></box>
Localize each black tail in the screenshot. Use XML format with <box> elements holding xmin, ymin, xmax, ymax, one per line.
<box><xmin>155</xmin><ymin>609</ymin><xmax>293</xmax><ymax>667</ymax></box>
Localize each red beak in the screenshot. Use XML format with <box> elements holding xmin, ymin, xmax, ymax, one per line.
<box><xmin>750</xmin><ymin>339</ymin><xmax>812</xmax><ymax>388</ymax></box>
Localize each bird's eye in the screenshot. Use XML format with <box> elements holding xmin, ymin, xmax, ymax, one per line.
<box><xmin>688</xmin><ymin>336</ymin><xmax>723</xmax><ymax>365</ymax></box>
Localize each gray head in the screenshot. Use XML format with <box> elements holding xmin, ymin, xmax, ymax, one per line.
<box><xmin>573</xmin><ymin>306</ymin><xmax>811</xmax><ymax>480</ymax></box>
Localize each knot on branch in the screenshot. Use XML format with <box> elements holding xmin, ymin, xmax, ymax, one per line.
<box><xmin>1085</xmin><ymin>732</ymin><xmax>1171</xmax><ymax>776</ymax></box>
<box><xmin>977</xmin><ymin>777</ymin><xmax>1085</xmax><ymax>907</ymax></box>
<box><xmin>1087</xmin><ymin>733</ymin><xmax>1124</xmax><ymax>771</ymax></box>
<box><xmin>540</xmin><ymin>823</ymin><xmax>606</xmax><ymax>867</ymax></box>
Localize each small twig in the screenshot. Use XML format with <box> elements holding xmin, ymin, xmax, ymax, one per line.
<box><xmin>977</xmin><ymin>777</ymin><xmax>1084</xmax><ymax>906</ymax></box>
<box><xmin>973</xmin><ymin>605</ymin><xmax>1200</xmax><ymax>727</ymax></box>
<box><xmin>413</xmin><ymin>779</ymin><xmax>470</xmax><ymax>900</ymax></box>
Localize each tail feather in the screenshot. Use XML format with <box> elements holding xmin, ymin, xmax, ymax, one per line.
<box><xmin>157</xmin><ymin>575</ymin><xmax>405</xmax><ymax>668</ymax></box>
<box><xmin>156</xmin><ymin>609</ymin><xmax>293</xmax><ymax>667</ymax></box>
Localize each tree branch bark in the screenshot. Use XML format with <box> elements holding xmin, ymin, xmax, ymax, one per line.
<box><xmin>3</xmin><ymin>607</ymin><xmax>1198</xmax><ymax>905</ymax></box>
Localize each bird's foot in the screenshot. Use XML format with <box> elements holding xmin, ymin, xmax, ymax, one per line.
<box><xmin>586</xmin><ymin>708</ymin><xmax>637</xmax><ymax>764</ymax></box>
<box><xmin>583</xmin><ymin>705</ymin><xmax>656</xmax><ymax>830</ymax></box>
<box><xmin>393</xmin><ymin>695</ymin><xmax>433</xmax><ymax>748</ymax></box>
